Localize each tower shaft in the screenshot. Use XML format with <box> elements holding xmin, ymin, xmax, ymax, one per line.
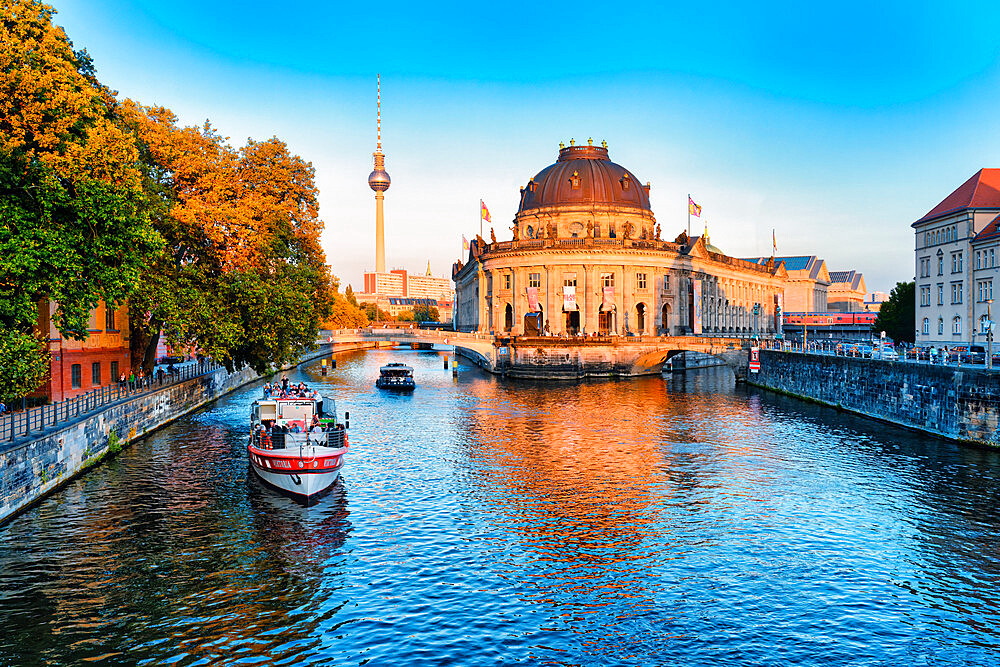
<box><xmin>375</xmin><ymin>192</ymin><xmax>386</xmax><ymax>273</ymax></box>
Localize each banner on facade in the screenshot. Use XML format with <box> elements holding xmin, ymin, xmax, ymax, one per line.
<box><xmin>527</xmin><ymin>286</ymin><xmax>540</xmax><ymax>312</ymax></box>
<box><xmin>777</xmin><ymin>293</ymin><xmax>784</xmax><ymax>331</ymax></box>
<box><xmin>563</xmin><ymin>285</ymin><xmax>576</xmax><ymax>311</ymax></box>
<box><xmin>750</xmin><ymin>347</ymin><xmax>760</xmax><ymax>373</ymax></box>
<box><xmin>602</xmin><ymin>286</ymin><xmax>614</xmax><ymax>310</ymax></box>
<box><xmin>693</xmin><ymin>280</ymin><xmax>703</xmax><ymax>335</ymax></box>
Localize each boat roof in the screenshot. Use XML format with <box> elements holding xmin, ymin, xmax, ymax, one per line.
<box><xmin>380</xmin><ymin>364</ymin><xmax>413</xmax><ymax>372</ymax></box>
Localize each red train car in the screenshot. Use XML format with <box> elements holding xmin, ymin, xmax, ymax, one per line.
<box><xmin>784</xmin><ymin>312</ymin><xmax>877</xmax><ymax>327</ymax></box>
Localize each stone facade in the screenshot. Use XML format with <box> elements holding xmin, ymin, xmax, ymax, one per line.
<box><xmin>914</xmin><ymin>169</ymin><xmax>1000</xmax><ymax>348</ymax></box>
<box><xmin>751</xmin><ymin>350</ymin><xmax>1000</xmax><ymax>446</ymax></box>
<box><xmin>0</xmin><ymin>345</ymin><xmax>340</xmax><ymax>526</ymax></box>
<box><xmin>454</xmin><ymin>143</ymin><xmax>787</xmax><ymax>337</ymax></box>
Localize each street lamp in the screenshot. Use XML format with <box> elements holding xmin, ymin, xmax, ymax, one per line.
<box><xmin>989</xmin><ymin>299</ymin><xmax>994</xmax><ymax>369</ymax></box>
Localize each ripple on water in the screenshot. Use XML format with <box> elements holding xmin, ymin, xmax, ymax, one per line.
<box><xmin>2</xmin><ymin>353</ymin><xmax>1000</xmax><ymax>665</ymax></box>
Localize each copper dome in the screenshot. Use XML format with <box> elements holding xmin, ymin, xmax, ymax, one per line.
<box><xmin>518</xmin><ymin>143</ymin><xmax>651</xmax><ymax>214</ymax></box>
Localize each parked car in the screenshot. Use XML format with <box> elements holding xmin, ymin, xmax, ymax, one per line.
<box><xmin>905</xmin><ymin>347</ymin><xmax>931</xmax><ymax>361</ymax></box>
<box><xmin>947</xmin><ymin>345</ymin><xmax>986</xmax><ymax>364</ymax></box>
<box><xmin>873</xmin><ymin>345</ymin><xmax>899</xmax><ymax>360</ymax></box>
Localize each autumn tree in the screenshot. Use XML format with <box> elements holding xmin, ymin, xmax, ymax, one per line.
<box><xmin>122</xmin><ymin>103</ymin><xmax>335</xmax><ymax>373</ymax></box>
<box><xmin>0</xmin><ymin>0</ymin><xmax>161</xmax><ymax>397</ymax></box>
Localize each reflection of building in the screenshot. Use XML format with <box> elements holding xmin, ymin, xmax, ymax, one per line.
<box><xmin>913</xmin><ymin>168</ymin><xmax>1000</xmax><ymax>347</ymax></box>
<box><xmin>827</xmin><ymin>270</ymin><xmax>867</xmax><ymax>312</ymax></box>
<box><xmin>453</xmin><ymin>141</ymin><xmax>787</xmax><ymax>335</ymax></box>
<box><xmin>33</xmin><ymin>300</ymin><xmax>130</xmax><ymax>402</ymax></box>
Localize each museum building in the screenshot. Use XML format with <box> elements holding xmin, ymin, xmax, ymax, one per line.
<box><xmin>452</xmin><ymin>141</ymin><xmax>788</xmax><ymax>336</ymax></box>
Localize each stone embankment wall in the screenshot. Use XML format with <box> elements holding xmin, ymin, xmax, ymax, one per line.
<box><xmin>750</xmin><ymin>350</ymin><xmax>1000</xmax><ymax>446</ymax></box>
<box><xmin>0</xmin><ymin>344</ymin><xmax>368</xmax><ymax>526</ymax></box>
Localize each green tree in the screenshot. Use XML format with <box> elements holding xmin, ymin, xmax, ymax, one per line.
<box><xmin>0</xmin><ymin>1</ymin><xmax>161</xmax><ymax>397</ymax></box>
<box><xmin>345</xmin><ymin>285</ymin><xmax>359</xmax><ymax>308</ymax></box>
<box><xmin>872</xmin><ymin>281</ymin><xmax>915</xmax><ymax>344</ymax></box>
<box><xmin>412</xmin><ymin>304</ymin><xmax>440</xmax><ymax>322</ymax></box>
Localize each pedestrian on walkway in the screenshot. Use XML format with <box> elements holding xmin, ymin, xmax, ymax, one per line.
<box><xmin>128</xmin><ymin>371</ymin><xmax>136</xmax><ymax>391</ymax></box>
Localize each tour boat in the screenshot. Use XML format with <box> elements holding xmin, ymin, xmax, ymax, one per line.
<box><xmin>375</xmin><ymin>362</ymin><xmax>416</xmax><ymax>391</ymax></box>
<box><xmin>248</xmin><ymin>389</ymin><xmax>349</xmax><ymax>502</ymax></box>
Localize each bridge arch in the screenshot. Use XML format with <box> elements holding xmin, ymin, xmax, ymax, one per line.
<box><xmin>630</xmin><ymin>345</ymin><xmax>748</xmax><ymax>379</ymax></box>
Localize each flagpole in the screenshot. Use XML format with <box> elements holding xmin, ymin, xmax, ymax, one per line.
<box><xmin>480</xmin><ymin>199</ymin><xmax>483</xmax><ymax>239</ymax></box>
<box><xmin>687</xmin><ymin>193</ymin><xmax>691</xmax><ymax>238</ymax></box>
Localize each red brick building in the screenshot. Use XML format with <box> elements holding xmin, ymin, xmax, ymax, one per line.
<box><xmin>34</xmin><ymin>300</ymin><xmax>131</xmax><ymax>402</ymax></box>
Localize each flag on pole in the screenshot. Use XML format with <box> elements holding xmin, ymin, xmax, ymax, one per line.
<box><xmin>688</xmin><ymin>196</ymin><xmax>701</xmax><ymax>217</ymax></box>
<box><xmin>462</xmin><ymin>235</ymin><xmax>469</xmax><ymax>255</ymax></box>
<box><xmin>772</xmin><ymin>229</ymin><xmax>777</xmax><ymax>255</ymax></box>
<box><xmin>481</xmin><ymin>200</ymin><xmax>491</xmax><ymax>224</ymax></box>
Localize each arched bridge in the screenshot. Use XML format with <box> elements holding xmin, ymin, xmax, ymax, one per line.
<box><xmin>322</xmin><ymin>328</ymin><xmax>752</xmax><ymax>380</ymax></box>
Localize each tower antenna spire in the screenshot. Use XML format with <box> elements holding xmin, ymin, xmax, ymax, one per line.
<box><xmin>376</xmin><ymin>73</ymin><xmax>382</xmax><ymax>151</ymax></box>
<box><xmin>368</xmin><ymin>75</ymin><xmax>390</xmax><ymax>275</ymax></box>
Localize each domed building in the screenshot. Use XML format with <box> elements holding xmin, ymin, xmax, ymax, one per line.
<box><xmin>453</xmin><ymin>141</ymin><xmax>788</xmax><ymax>337</ymax></box>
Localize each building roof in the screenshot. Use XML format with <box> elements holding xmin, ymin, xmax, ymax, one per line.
<box><xmin>828</xmin><ymin>270</ymin><xmax>864</xmax><ymax>290</ymax></box>
<box><xmin>913</xmin><ymin>168</ymin><xmax>1000</xmax><ymax>226</ymax></box>
<box><xmin>744</xmin><ymin>255</ymin><xmax>824</xmax><ymax>277</ymax></box>
<box><xmin>974</xmin><ymin>213</ymin><xmax>1000</xmax><ymax>243</ymax></box>
<box><xmin>517</xmin><ymin>142</ymin><xmax>652</xmax><ymax>215</ymax></box>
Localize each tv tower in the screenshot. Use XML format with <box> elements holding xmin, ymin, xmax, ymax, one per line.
<box><xmin>368</xmin><ymin>74</ymin><xmax>390</xmax><ymax>274</ymax></box>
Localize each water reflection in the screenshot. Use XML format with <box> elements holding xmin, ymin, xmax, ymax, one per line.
<box><xmin>3</xmin><ymin>352</ymin><xmax>1000</xmax><ymax>665</ymax></box>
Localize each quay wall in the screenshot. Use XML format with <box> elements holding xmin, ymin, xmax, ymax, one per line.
<box><xmin>750</xmin><ymin>350</ymin><xmax>1000</xmax><ymax>446</ymax></box>
<box><xmin>0</xmin><ymin>343</ymin><xmax>375</xmax><ymax>526</ymax></box>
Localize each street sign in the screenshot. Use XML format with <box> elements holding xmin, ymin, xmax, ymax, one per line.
<box><xmin>749</xmin><ymin>347</ymin><xmax>760</xmax><ymax>373</ymax></box>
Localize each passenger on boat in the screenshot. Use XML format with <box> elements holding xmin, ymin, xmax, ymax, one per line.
<box><xmin>310</xmin><ymin>414</ymin><xmax>321</xmax><ymax>431</ymax></box>
<box><xmin>281</xmin><ymin>376</ymin><xmax>289</xmax><ymax>391</ymax></box>
<box><xmin>289</xmin><ymin>422</ymin><xmax>303</xmax><ymax>433</ymax></box>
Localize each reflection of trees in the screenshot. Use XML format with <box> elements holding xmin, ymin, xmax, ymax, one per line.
<box><xmin>0</xmin><ymin>385</ymin><xmax>352</xmax><ymax>666</ymax></box>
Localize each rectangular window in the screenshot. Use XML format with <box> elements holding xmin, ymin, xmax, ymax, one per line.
<box><xmin>919</xmin><ymin>286</ymin><xmax>930</xmax><ymax>306</ymax></box>
<box><xmin>663</xmin><ymin>275</ymin><xmax>670</xmax><ymax>290</ymax></box>
<box><xmin>91</xmin><ymin>362</ymin><xmax>101</xmax><ymax>386</ymax></box>
<box><xmin>110</xmin><ymin>361</ymin><xmax>119</xmax><ymax>382</ymax></box>
<box><xmin>601</xmin><ymin>272</ymin><xmax>615</xmax><ymax>288</ymax></box>
<box><xmin>503</xmin><ymin>274</ymin><xmax>511</xmax><ymax>290</ymax></box>
<box><xmin>976</xmin><ymin>252</ymin><xmax>982</xmax><ymax>270</ymax></box>
<box><xmin>938</xmin><ymin>284</ymin><xmax>944</xmax><ymax>305</ymax></box>
<box><xmin>637</xmin><ymin>273</ymin><xmax>647</xmax><ymax>289</ymax></box>
<box><xmin>105</xmin><ymin>306</ymin><xmax>115</xmax><ymax>331</ymax></box>
<box><xmin>922</xmin><ymin>318</ymin><xmax>930</xmax><ymax>334</ymax></box>
<box><xmin>954</xmin><ymin>317</ymin><xmax>962</xmax><ymax>335</ymax></box>
<box><xmin>528</xmin><ymin>273</ymin><xmax>541</xmax><ymax>288</ymax></box>
<box><xmin>563</xmin><ymin>273</ymin><xmax>577</xmax><ymax>287</ymax></box>
<box><xmin>71</xmin><ymin>364</ymin><xmax>81</xmax><ymax>389</ymax></box>
<box><xmin>991</xmin><ymin>249</ymin><xmax>996</xmax><ymax>267</ymax></box>
<box><xmin>952</xmin><ymin>283</ymin><xmax>963</xmax><ymax>304</ymax></box>
<box><xmin>958</xmin><ymin>252</ymin><xmax>964</xmax><ymax>272</ymax></box>
<box><xmin>938</xmin><ymin>256</ymin><xmax>944</xmax><ymax>275</ymax></box>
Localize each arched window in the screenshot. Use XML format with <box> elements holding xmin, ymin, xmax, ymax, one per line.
<box><xmin>953</xmin><ymin>316</ymin><xmax>962</xmax><ymax>335</ymax></box>
<box><xmin>922</xmin><ymin>318</ymin><xmax>930</xmax><ymax>335</ymax></box>
<box><xmin>526</xmin><ymin>225</ymin><xmax>534</xmax><ymax>239</ymax></box>
<box><xmin>981</xmin><ymin>315</ymin><xmax>990</xmax><ymax>334</ymax></box>
<box><xmin>938</xmin><ymin>317</ymin><xmax>944</xmax><ymax>335</ymax></box>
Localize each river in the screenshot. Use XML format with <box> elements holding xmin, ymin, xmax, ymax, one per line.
<box><xmin>3</xmin><ymin>348</ymin><xmax>1000</xmax><ymax>666</ymax></box>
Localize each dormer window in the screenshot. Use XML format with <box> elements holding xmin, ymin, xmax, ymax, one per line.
<box><xmin>527</xmin><ymin>179</ymin><xmax>537</xmax><ymax>194</ymax></box>
<box><xmin>620</xmin><ymin>173</ymin><xmax>631</xmax><ymax>190</ymax></box>
<box><xmin>570</xmin><ymin>170</ymin><xmax>580</xmax><ymax>189</ymax></box>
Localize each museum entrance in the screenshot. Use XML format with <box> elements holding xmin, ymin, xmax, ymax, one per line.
<box><xmin>599</xmin><ymin>308</ymin><xmax>614</xmax><ymax>334</ymax></box>
<box><xmin>564</xmin><ymin>309</ymin><xmax>580</xmax><ymax>335</ymax></box>
<box><xmin>523</xmin><ymin>310</ymin><xmax>543</xmax><ymax>335</ymax></box>
<box><xmin>504</xmin><ymin>304</ymin><xmax>513</xmax><ymax>332</ymax></box>
<box><xmin>636</xmin><ymin>303</ymin><xmax>646</xmax><ymax>334</ymax></box>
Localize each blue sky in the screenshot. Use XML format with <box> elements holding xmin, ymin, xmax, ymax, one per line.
<box><xmin>55</xmin><ymin>0</ymin><xmax>1000</xmax><ymax>292</ymax></box>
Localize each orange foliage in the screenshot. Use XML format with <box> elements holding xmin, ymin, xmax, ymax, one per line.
<box><xmin>0</xmin><ymin>0</ymin><xmax>142</xmax><ymax>192</ymax></box>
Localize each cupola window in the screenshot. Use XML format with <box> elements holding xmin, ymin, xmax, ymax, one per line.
<box><xmin>570</xmin><ymin>170</ymin><xmax>580</xmax><ymax>189</ymax></box>
<box><xmin>620</xmin><ymin>173</ymin><xmax>631</xmax><ymax>190</ymax></box>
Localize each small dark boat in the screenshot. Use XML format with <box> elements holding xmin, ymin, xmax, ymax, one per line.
<box><xmin>376</xmin><ymin>362</ymin><xmax>415</xmax><ymax>391</ymax></box>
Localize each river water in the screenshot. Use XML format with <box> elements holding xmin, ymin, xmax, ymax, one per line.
<box><xmin>3</xmin><ymin>348</ymin><xmax>1000</xmax><ymax>666</ymax></box>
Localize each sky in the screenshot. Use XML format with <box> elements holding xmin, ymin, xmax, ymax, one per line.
<box><xmin>51</xmin><ymin>0</ymin><xmax>1000</xmax><ymax>293</ymax></box>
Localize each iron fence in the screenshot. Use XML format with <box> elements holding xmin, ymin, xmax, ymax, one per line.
<box><xmin>1</xmin><ymin>361</ymin><xmax>221</xmax><ymax>443</ymax></box>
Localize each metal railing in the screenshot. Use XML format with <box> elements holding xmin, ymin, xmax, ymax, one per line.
<box><xmin>1</xmin><ymin>361</ymin><xmax>222</xmax><ymax>443</ymax></box>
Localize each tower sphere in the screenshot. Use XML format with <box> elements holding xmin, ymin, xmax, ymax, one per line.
<box><xmin>368</xmin><ymin>167</ymin><xmax>391</xmax><ymax>192</ymax></box>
